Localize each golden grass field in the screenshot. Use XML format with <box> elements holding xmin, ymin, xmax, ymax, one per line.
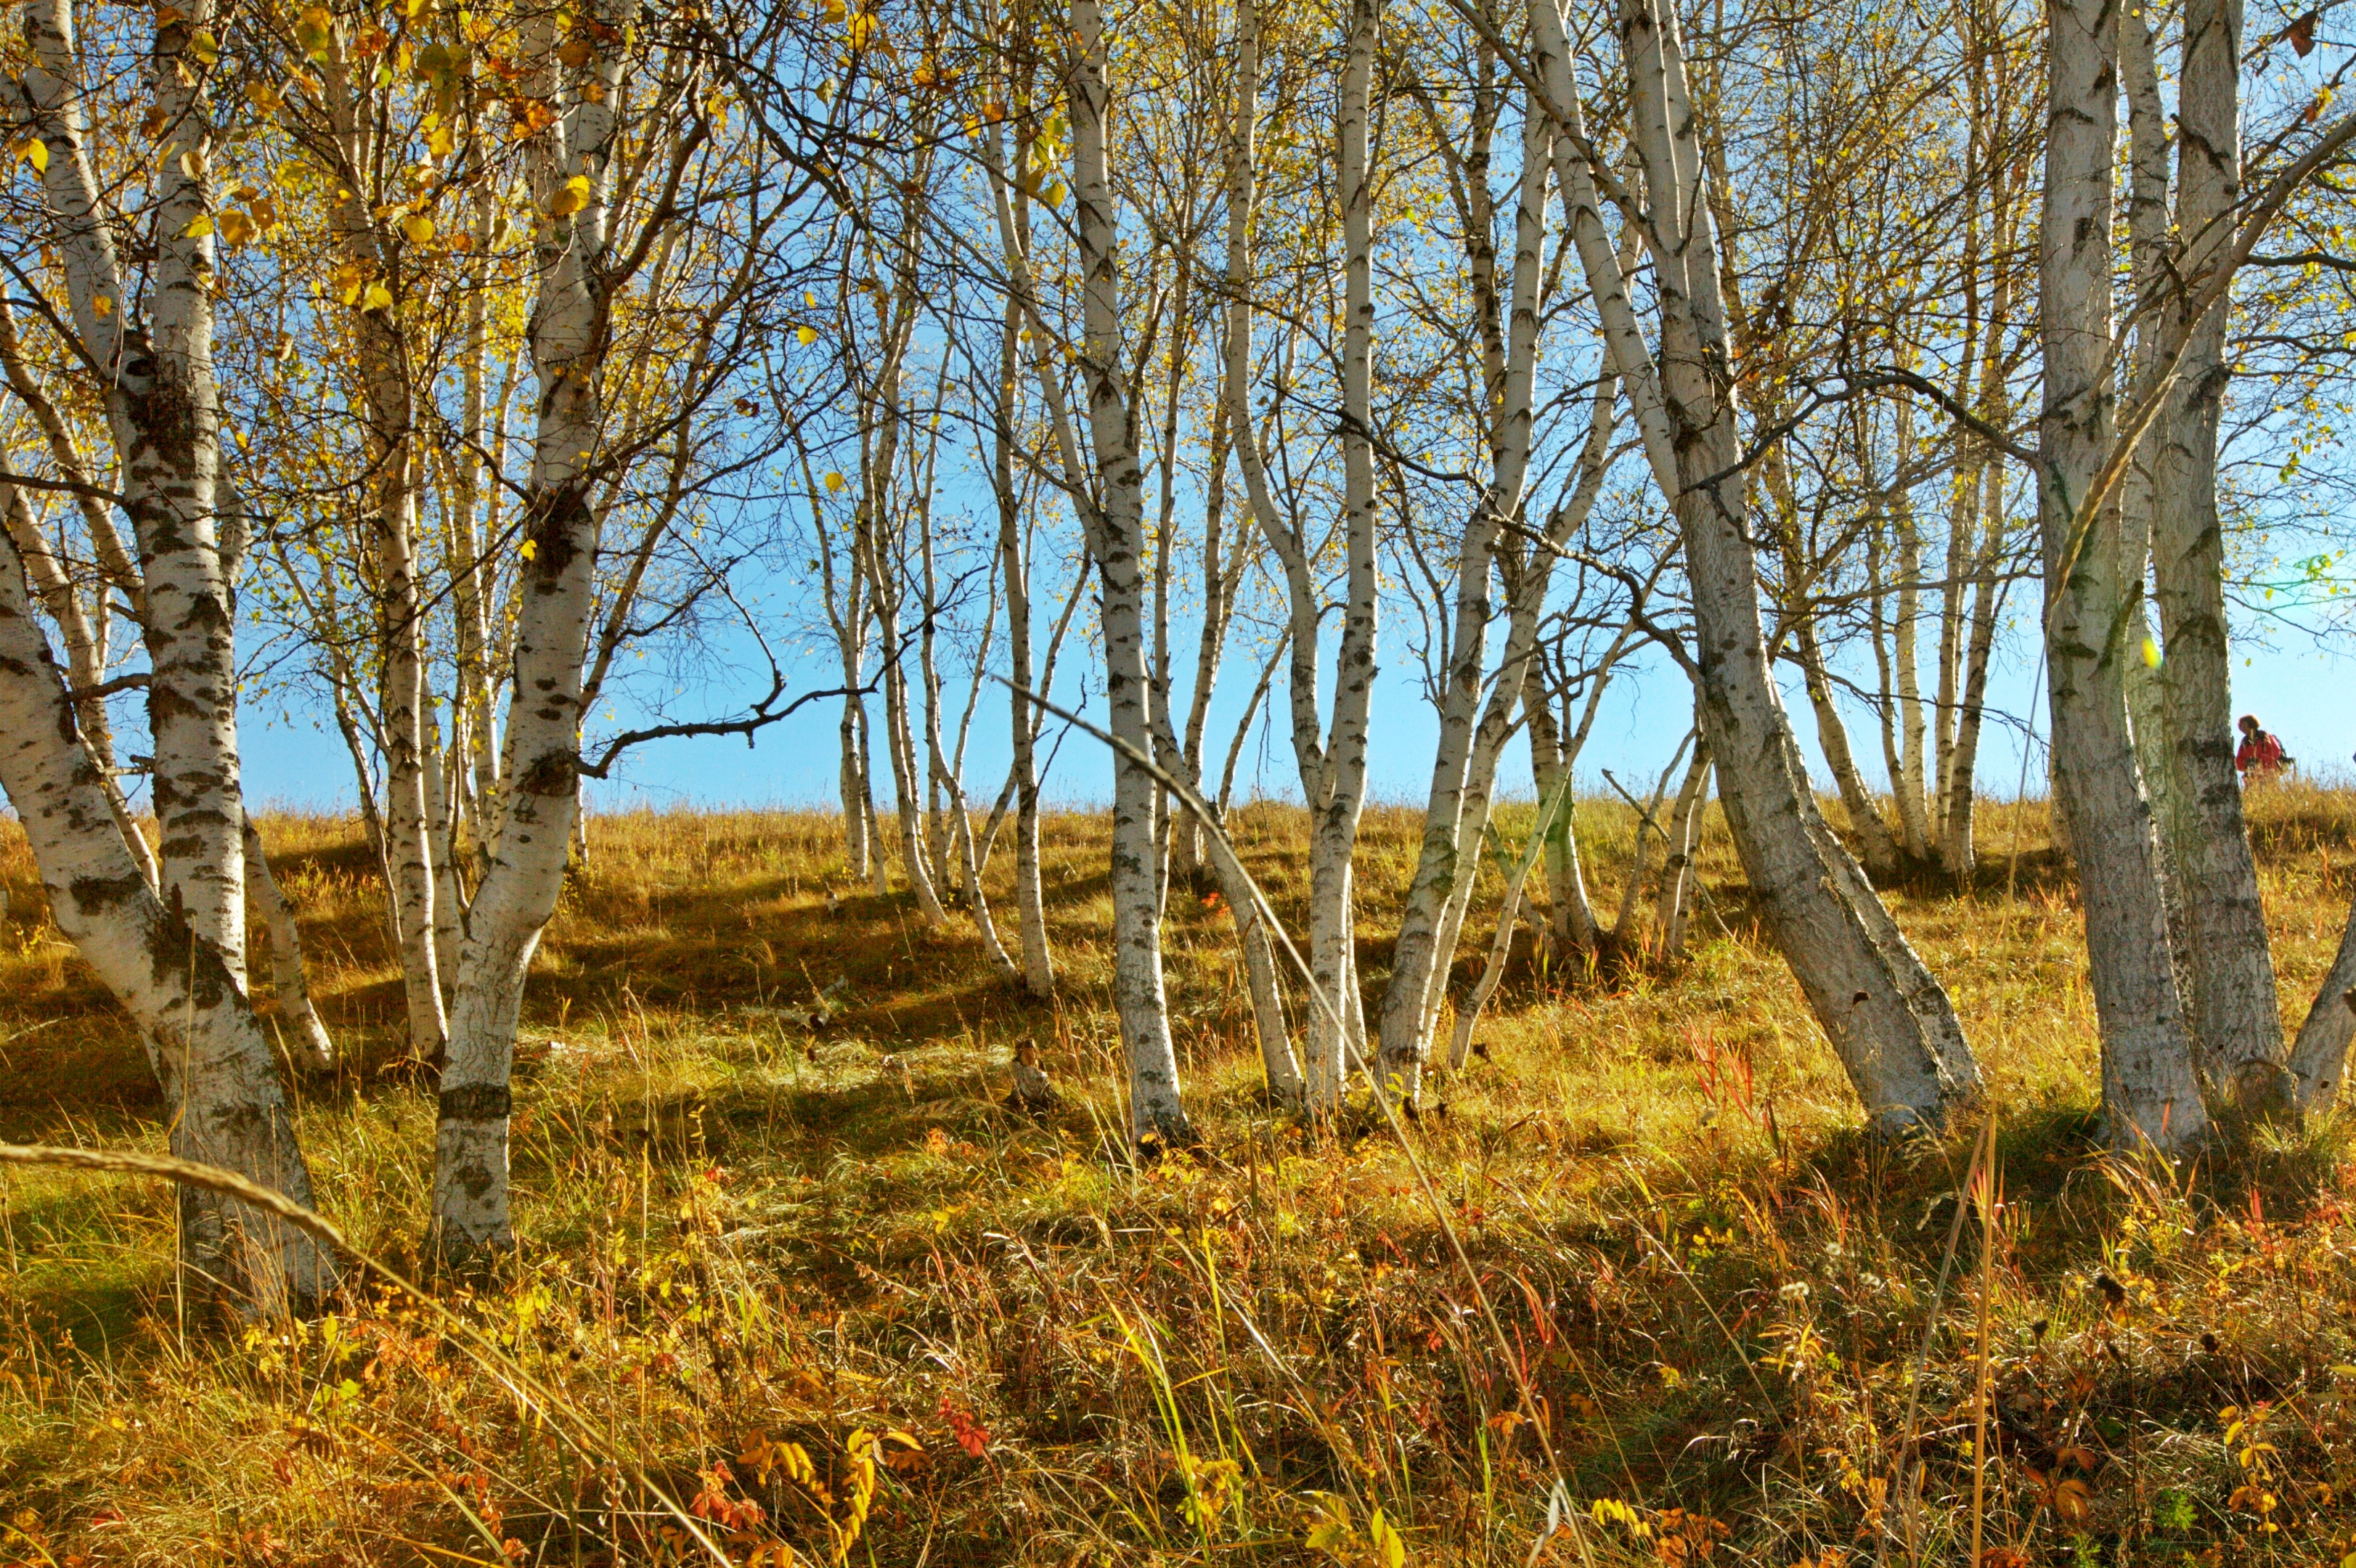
<box><xmin>4</xmin><ymin>783</ymin><xmax>2356</xmax><ymax>1566</ymax></box>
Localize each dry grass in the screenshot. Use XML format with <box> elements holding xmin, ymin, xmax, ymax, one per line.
<box><xmin>3</xmin><ymin>783</ymin><xmax>2356</xmax><ymax>1566</ymax></box>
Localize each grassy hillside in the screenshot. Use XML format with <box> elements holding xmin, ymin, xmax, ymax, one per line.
<box><xmin>3</xmin><ymin>785</ymin><xmax>2355</xmax><ymax>1565</ymax></box>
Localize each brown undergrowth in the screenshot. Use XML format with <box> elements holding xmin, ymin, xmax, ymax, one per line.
<box><xmin>3</xmin><ymin>783</ymin><xmax>2356</xmax><ymax>1566</ymax></box>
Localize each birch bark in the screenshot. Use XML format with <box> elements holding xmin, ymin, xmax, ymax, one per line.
<box><xmin>244</xmin><ymin>814</ymin><xmax>338</xmax><ymax>1072</ymax></box>
<box><xmin>992</xmin><ymin>291</ymin><xmax>1056</xmax><ymax>997</ymax></box>
<box><xmin>0</xmin><ymin>524</ymin><xmax>331</xmax><ymax>1310</ymax></box>
<box><xmin>2038</xmin><ymin>0</ymin><xmax>2207</xmax><ymax>1151</ymax></box>
<box><xmin>1067</xmin><ymin>0</ymin><xmax>1193</xmax><ymax>1143</ymax></box>
<box><xmin>1218</xmin><ymin>0</ymin><xmax>1379</xmax><ymax>1112</ymax></box>
<box><xmin>1527</xmin><ymin>0</ymin><xmax>1980</xmax><ymax>1125</ymax></box>
<box><xmin>2150</xmin><ymin>0</ymin><xmax>2288</xmax><ymax>1113</ymax></box>
<box><xmin>7</xmin><ymin>0</ymin><xmax>341</xmax><ymax>1302</ymax></box>
<box><xmin>431</xmin><ymin>0</ymin><xmax>663</xmax><ymax>1251</ymax></box>
<box><xmin>1374</xmin><ymin>72</ymin><xmax>1555</xmax><ymax>1101</ymax></box>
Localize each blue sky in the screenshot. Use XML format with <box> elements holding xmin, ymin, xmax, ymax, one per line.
<box><xmin>233</xmin><ymin>575</ymin><xmax>2355</xmax><ymax>816</ymax></box>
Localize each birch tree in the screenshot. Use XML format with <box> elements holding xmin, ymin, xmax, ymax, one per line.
<box><xmin>1515</xmin><ymin>0</ymin><xmax>1984</xmax><ymax>1128</ymax></box>
<box><xmin>1</xmin><ymin>0</ymin><xmax>334</xmax><ymax>1309</ymax></box>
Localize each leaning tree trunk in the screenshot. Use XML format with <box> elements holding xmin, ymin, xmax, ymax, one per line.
<box><xmin>2038</xmin><ymin>0</ymin><xmax>2207</xmax><ymax>1151</ymax></box>
<box><xmin>1531</xmin><ymin>0</ymin><xmax>1979</xmax><ymax>1127</ymax></box>
<box><xmin>244</xmin><ymin>814</ymin><xmax>338</xmax><ymax>1072</ymax></box>
<box><xmin>2150</xmin><ymin>0</ymin><xmax>2286</xmax><ymax>1115</ymax></box>
<box><xmin>2288</xmin><ymin>899</ymin><xmax>2356</xmax><ymax>1108</ymax></box>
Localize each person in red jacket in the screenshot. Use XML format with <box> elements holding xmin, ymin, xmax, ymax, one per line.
<box><xmin>2235</xmin><ymin>714</ymin><xmax>2291</xmax><ymax>783</ymax></box>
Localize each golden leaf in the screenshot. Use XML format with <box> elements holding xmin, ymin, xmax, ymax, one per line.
<box><xmin>546</xmin><ymin>173</ymin><xmax>590</xmax><ymax>217</ymax></box>
<box><xmin>401</xmin><ymin>213</ymin><xmax>436</xmax><ymax>244</ymax></box>
<box><xmin>362</xmin><ymin>280</ymin><xmax>394</xmax><ymax>311</ymax></box>
<box><xmin>556</xmin><ymin>34</ymin><xmax>594</xmax><ymax>67</ymax></box>
<box><xmin>824</xmin><ymin>471</ymin><xmax>847</xmax><ymax>493</ymax></box>
<box><xmin>797</xmin><ymin>325</ymin><xmax>817</xmax><ymax>346</ymax></box>
<box><xmin>92</xmin><ymin>294</ymin><xmax>113</xmax><ymax>318</ymax></box>
<box><xmin>20</xmin><ymin>139</ymin><xmax>49</xmax><ymax>173</ymax></box>
<box><xmin>297</xmin><ymin>7</ymin><xmax>335</xmax><ymax>60</ymax></box>
<box><xmin>182</xmin><ymin>212</ymin><xmax>213</xmax><ymax>237</ymax></box>
<box><xmin>216</xmin><ymin>209</ymin><xmax>253</xmax><ymax>245</ymax></box>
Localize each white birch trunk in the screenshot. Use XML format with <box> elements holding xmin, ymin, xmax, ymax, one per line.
<box><xmin>2149</xmin><ymin>0</ymin><xmax>2288</xmax><ymax>1114</ymax></box>
<box><xmin>2038</xmin><ymin>0</ymin><xmax>2207</xmax><ymax>1151</ymax></box>
<box><xmin>1068</xmin><ymin>0</ymin><xmax>1192</xmax><ymax>1143</ymax></box>
<box><xmin>1889</xmin><ymin>418</ymin><xmax>1934</xmax><ymax>861</ymax></box>
<box><xmin>7</xmin><ymin>0</ymin><xmax>351</xmax><ymax>1303</ymax></box>
<box><xmin>1654</xmin><ymin>743</ymin><xmax>1712</xmax><ymax>958</ymax></box>
<box><xmin>432</xmin><ymin>0</ymin><xmax>638</xmax><ymax>1253</ymax></box>
<box><xmin>994</xmin><ymin>294</ymin><xmax>1056</xmax><ymax>998</ymax></box>
<box><xmin>1530</xmin><ymin>0</ymin><xmax>1980</xmax><ymax>1125</ymax></box>
<box><xmin>0</xmin><ymin>527</ymin><xmax>331</xmax><ymax>1310</ymax></box>
<box><xmin>1374</xmin><ymin>84</ymin><xmax>1554</xmax><ymax>1102</ymax></box>
<box><xmin>2289</xmin><ymin>899</ymin><xmax>2356</xmax><ymax>1107</ymax></box>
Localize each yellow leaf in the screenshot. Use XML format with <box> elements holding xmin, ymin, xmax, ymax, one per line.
<box><xmin>824</xmin><ymin>471</ymin><xmax>847</xmax><ymax>493</ymax></box>
<box><xmin>179</xmin><ymin>150</ymin><xmax>205</xmax><ymax>179</ymax></box>
<box><xmin>182</xmin><ymin>212</ymin><xmax>213</xmax><ymax>237</ymax></box>
<box><xmin>216</xmin><ymin>209</ymin><xmax>254</xmax><ymax>245</ymax></box>
<box><xmin>556</xmin><ymin>34</ymin><xmax>594</xmax><ymax>68</ymax></box>
<box><xmin>92</xmin><ymin>294</ymin><xmax>113</xmax><ymax>318</ymax></box>
<box><xmin>404</xmin><ymin>0</ymin><xmax>433</xmax><ymax>19</ymax></box>
<box><xmin>298</xmin><ymin>7</ymin><xmax>334</xmax><ymax>60</ymax></box>
<box><xmin>189</xmin><ymin>28</ymin><xmax>219</xmax><ymax>65</ymax></box>
<box><xmin>20</xmin><ymin>139</ymin><xmax>49</xmax><ymax>173</ymax></box>
<box><xmin>1040</xmin><ymin>179</ymin><xmax>1065</xmax><ymax>208</ymax></box>
<box><xmin>402</xmin><ymin>213</ymin><xmax>436</xmax><ymax>243</ymax></box>
<box><xmin>428</xmin><ymin>121</ymin><xmax>455</xmax><ymax>160</ymax></box>
<box><xmin>2140</xmin><ymin>635</ymin><xmax>2162</xmax><ymax>669</ymax></box>
<box><xmin>797</xmin><ymin>325</ymin><xmax>817</xmax><ymax>346</ymax></box>
<box><xmin>546</xmin><ymin>173</ymin><xmax>591</xmax><ymax>217</ymax></box>
<box><xmin>362</xmin><ymin>280</ymin><xmax>394</xmax><ymax>311</ymax></box>
<box><xmin>1369</xmin><ymin>1508</ymin><xmax>1406</xmax><ymax>1568</ymax></box>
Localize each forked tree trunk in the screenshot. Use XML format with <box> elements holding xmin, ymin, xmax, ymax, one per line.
<box><xmin>12</xmin><ymin>0</ymin><xmax>341</xmax><ymax>1305</ymax></box>
<box><xmin>0</xmin><ymin>531</ymin><xmax>333</xmax><ymax>1312</ymax></box>
<box><xmin>1219</xmin><ymin>0</ymin><xmax>1378</xmax><ymax>1113</ymax></box>
<box><xmin>1889</xmin><ymin>416</ymin><xmax>1934</xmax><ymax>862</ymax></box>
<box><xmin>1374</xmin><ymin>96</ymin><xmax>1557</xmax><ymax>1102</ymax></box>
<box><xmin>1527</xmin><ymin>661</ymin><xmax>1602</xmax><ymax>952</ymax></box>
<box><xmin>1939</xmin><ymin>468</ymin><xmax>2007</xmax><ymax>876</ymax></box>
<box><xmin>2150</xmin><ymin>0</ymin><xmax>2286</xmax><ymax>1114</ymax></box>
<box><xmin>1531</xmin><ymin>0</ymin><xmax>1980</xmax><ymax>1127</ymax></box>
<box><xmin>431</xmin><ymin>0</ymin><xmax>645</xmax><ymax>1254</ymax></box>
<box><xmin>1654</xmin><ymin>743</ymin><xmax>1712</xmax><ymax>959</ymax></box>
<box><xmin>2038</xmin><ymin>0</ymin><xmax>2207</xmax><ymax>1151</ymax></box>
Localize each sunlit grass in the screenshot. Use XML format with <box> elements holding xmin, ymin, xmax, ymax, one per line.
<box><xmin>1</xmin><ymin>785</ymin><xmax>2353</xmax><ymax>1563</ymax></box>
